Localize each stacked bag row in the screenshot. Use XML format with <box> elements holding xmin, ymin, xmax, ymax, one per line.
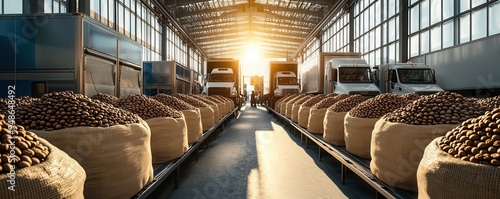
<box><xmin>0</xmin><ymin>91</ymin><xmax>234</xmax><ymax>198</ymax></box>
<box><xmin>273</xmin><ymin>91</ymin><xmax>498</xmax><ymax>197</ymax></box>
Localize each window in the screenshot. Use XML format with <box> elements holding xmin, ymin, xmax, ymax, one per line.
<box><xmin>489</xmin><ymin>2</ymin><xmax>500</xmax><ymax>35</ymax></box>
<box><xmin>410</xmin><ymin>35</ymin><xmax>419</xmax><ymax>56</ymax></box>
<box><xmin>430</xmin><ymin>0</ymin><xmax>441</xmax><ymax>25</ymax></box>
<box><xmin>421</xmin><ymin>0</ymin><xmax>429</xmax><ymax>29</ymax></box>
<box><xmin>472</xmin><ymin>0</ymin><xmax>486</xmax><ymax>8</ymax></box>
<box><xmin>45</xmin><ymin>0</ymin><xmax>53</xmax><ymax>13</ymax></box>
<box><xmin>430</xmin><ymin>25</ymin><xmax>441</xmax><ymax>51</ymax></box>
<box><xmin>471</xmin><ymin>8</ymin><xmax>487</xmax><ymax>40</ymax></box>
<box><xmin>443</xmin><ymin>20</ymin><xmax>454</xmax><ymax>48</ymax></box>
<box><xmin>4</xmin><ymin>1</ymin><xmax>23</xmax><ymax>14</ymax></box>
<box><xmin>460</xmin><ymin>14</ymin><xmax>470</xmax><ymax>44</ymax></box>
<box><xmin>461</xmin><ymin>1</ymin><xmax>470</xmax><ymax>13</ymax></box>
<box><xmin>443</xmin><ymin>0</ymin><xmax>454</xmax><ymax>19</ymax></box>
<box><xmin>410</xmin><ymin>5</ymin><xmax>420</xmax><ymax>33</ymax></box>
<box><xmin>420</xmin><ymin>30</ymin><xmax>429</xmax><ymax>54</ymax></box>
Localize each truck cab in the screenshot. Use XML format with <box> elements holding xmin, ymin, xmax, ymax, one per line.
<box><xmin>274</xmin><ymin>71</ymin><xmax>300</xmax><ymax>97</ymax></box>
<box><xmin>373</xmin><ymin>63</ymin><xmax>444</xmax><ymax>95</ymax></box>
<box><xmin>202</xmin><ymin>68</ymin><xmax>238</xmax><ymax>97</ymax></box>
<box><xmin>325</xmin><ymin>58</ymin><xmax>381</xmax><ymax>96</ymax></box>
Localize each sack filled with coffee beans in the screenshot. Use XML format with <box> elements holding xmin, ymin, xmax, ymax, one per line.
<box><xmin>323</xmin><ymin>95</ymin><xmax>370</xmax><ymax>146</ymax></box>
<box><xmin>152</xmin><ymin>94</ymin><xmax>203</xmax><ymax>144</ymax></box>
<box><xmin>116</xmin><ymin>94</ymin><xmax>188</xmax><ymax>163</ymax></box>
<box><xmin>212</xmin><ymin>95</ymin><xmax>233</xmax><ymax>114</ymax></box>
<box><xmin>193</xmin><ymin>94</ymin><xmax>227</xmax><ymax>116</ymax></box>
<box><xmin>14</xmin><ymin>91</ymin><xmax>153</xmax><ymax>199</ymax></box>
<box><xmin>0</xmin><ymin>114</ymin><xmax>86</xmax><ymax>199</ymax></box>
<box><xmin>298</xmin><ymin>95</ymin><xmax>326</xmax><ymax>128</ymax></box>
<box><xmin>275</xmin><ymin>95</ymin><xmax>294</xmax><ymax>113</ymax></box>
<box><xmin>417</xmin><ymin>108</ymin><xmax>500</xmax><ymax>199</ymax></box>
<box><xmin>190</xmin><ymin>94</ymin><xmax>221</xmax><ymax>122</ymax></box>
<box><xmin>90</xmin><ymin>93</ymin><xmax>118</xmax><ymax>106</ymax></box>
<box><xmin>172</xmin><ymin>93</ymin><xmax>215</xmax><ymax>131</ymax></box>
<box><xmin>285</xmin><ymin>95</ymin><xmax>307</xmax><ymax>119</ymax></box>
<box><xmin>279</xmin><ymin>94</ymin><xmax>299</xmax><ymax>115</ymax></box>
<box><xmin>291</xmin><ymin>95</ymin><xmax>313</xmax><ymax>122</ymax></box>
<box><xmin>371</xmin><ymin>91</ymin><xmax>488</xmax><ymax>192</ymax></box>
<box><xmin>344</xmin><ymin>94</ymin><xmax>411</xmax><ymax>159</ymax></box>
<box><xmin>307</xmin><ymin>94</ymin><xmax>349</xmax><ymax>134</ymax></box>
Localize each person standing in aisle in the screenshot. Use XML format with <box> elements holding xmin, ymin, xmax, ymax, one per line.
<box><xmin>251</xmin><ymin>91</ymin><xmax>256</xmax><ymax>107</ymax></box>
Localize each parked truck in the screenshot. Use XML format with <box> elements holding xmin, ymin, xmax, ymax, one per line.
<box><xmin>202</xmin><ymin>59</ymin><xmax>241</xmax><ymax>106</ymax></box>
<box><xmin>299</xmin><ymin>52</ymin><xmax>380</xmax><ymax>96</ymax></box>
<box><xmin>143</xmin><ymin>61</ymin><xmax>194</xmax><ymax>95</ymax></box>
<box><xmin>372</xmin><ymin>62</ymin><xmax>444</xmax><ymax>95</ymax></box>
<box><xmin>263</xmin><ymin>61</ymin><xmax>300</xmax><ymax>109</ymax></box>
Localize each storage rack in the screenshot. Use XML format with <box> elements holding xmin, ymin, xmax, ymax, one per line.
<box><xmin>133</xmin><ymin>108</ymin><xmax>238</xmax><ymax>199</ymax></box>
<box><xmin>265</xmin><ymin>105</ymin><xmax>417</xmax><ymax>199</ymax></box>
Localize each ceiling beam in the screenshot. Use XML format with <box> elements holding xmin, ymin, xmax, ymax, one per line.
<box><xmin>189</xmin><ymin>22</ymin><xmax>310</xmax><ymax>36</ymax></box>
<box><xmin>176</xmin><ymin>3</ymin><xmax>323</xmax><ymax>18</ymax></box>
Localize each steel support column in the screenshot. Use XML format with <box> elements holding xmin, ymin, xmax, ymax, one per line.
<box><xmin>399</xmin><ymin>0</ymin><xmax>409</xmax><ymax>62</ymax></box>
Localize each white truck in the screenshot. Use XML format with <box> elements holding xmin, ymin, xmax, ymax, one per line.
<box><xmin>274</xmin><ymin>71</ymin><xmax>300</xmax><ymax>97</ymax></box>
<box><xmin>263</xmin><ymin>61</ymin><xmax>300</xmax><ymax>108</ymax></box>
<box><xmin>372</xmin><ymin>62</ymin><xmax>444</xmax><ymax>95</ymax></box>
<box><xmin>202</xmin><ymin>59</ymin><xmax>241</xmax><ymax>106</ymax></box>
<box><xmin>323</xmin><ymin>53</ymin><xmax>381</xmax><ymax>96</ymax></box>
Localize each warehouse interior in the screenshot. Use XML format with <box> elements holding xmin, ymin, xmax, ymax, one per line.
<box><xmin>1</xmin><ymin>0</ymin><xmax>500</xmax><ymax>198</ymax></box>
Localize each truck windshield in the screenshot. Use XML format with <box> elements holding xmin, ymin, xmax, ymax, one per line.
<box><xmin>339</xmin><ymin>67</ymin><xmax>374</xmax><ymax>83</ymax></box>
<box><xmin>277</xmin><ymin>77</ymin><xmax>298</xmax><ymax>85</ymax></box>
<box><xmin>397</xmin><ymin>69</ymin><xmax>436</xmax><ymax>84</ymax></box>
<box><xmin>209</xmin><ymin>74</ymin><xmax>234</xmax><ymax>82</ymax></box>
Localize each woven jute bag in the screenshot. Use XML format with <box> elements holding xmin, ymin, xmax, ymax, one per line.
<box><xmin>0</xmin><ymin>138</ymin><xmax>86</xmax><ymax>199</ymax></box>
<box><xmin>33</xmin><ymin>119</ymin><xmax>154</xmax><ymax>199</ymax></box>
<box><xmin>199</xmin><ymin>106</ymin><xmax>215</xmax><ymax>131</ymax></box>
<box><xmin>181</xmin><ymin>109</ymin><xmax>203</xmax><ymax>143</ymax></box>
<box><xmin>145</xmin><ymin>116</ymin><xmax>188</xmax><ymax>163</ymax></box>
<box><xmin>344</xmin><ymin>113</ymin><xmax>379</xmax><ymax>159</ymax></box>
<box><xmin>307</xmin><ymin>107</ymin><xmax>328</xmax><ymax>134</ymax></box>
<box><xmin>370</xmin><ymin>119</ymin><xmax>457</xmax><ymax>192</ymax></box>
<box><xmin>323</xmin><ymin>111</ymin><xmax>347</xmax><ymax>146</ymax></box>
<box><xmin>417</xmin><ymin>137</ymin><xmax>500</xmax><ymax>199</ymax></box>
<box><xmin>298</xmin><ymin>105</ymin><xmax>312</xmax><ymax>128</ymax></box>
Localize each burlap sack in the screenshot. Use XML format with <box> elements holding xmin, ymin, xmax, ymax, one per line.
<box><xmin>417</xmin><ymin>137</ymin><xmax>500</xmax><ymax>199</ymax></box>
<box><xmin>33</xmin><ymin>119</ymin><xmax>154</xmax><ymax>199</ymax></box>
<box><xmin>211</xmin><ymin>104</ymin><xmax>220</xmax><ymax>122</ymax></box>
<box><xmin>217</xmin><ymin>102</ymin><xmax>227</xmax><ymax>116</ymax></box>
<box><xmin>0</xmin><ymin>138</ymin><xmax>86</xmax><ymax>199</ymax></box>
<box><xmin>276</xmin><ymin>101</ymin><xmax>282</xmax><ymax>113</ymax></box>
<box><xmin>307</xmin><ymin>108</ymin><xmax>328</xmax><ymax>134</ymax></box>
<box><xmin>298</xmin><ymin>106</ymin><xmax>312</xmax><ymax>127</ymax></box>
<box><xmin>280</xmin><ymin>101</ymin><xmax>288</xmax><ymax>115</ymax></box>
<box><xmin>145</xmin><ymin>117</ymin><xmax>188</xmax><ymax>163</ymax></box>
<box><xmin>181</xmin><ymin>109</ymin><xmax>203</xmax><ymax>143</ymax></box>
<box><xmin>344</xmin><ymin>113</ymin><xmax>379</xmax><ymax>159</ymax></box>
<box><xmin>199</xmin><ymin>106</ymin><xmax>215</xmax><ymax>131</ymax></box>
<box><xmin>291</xmin><ymin>103</ymin><xmax>301</xmax><ymax>122</ymax></box>
<box><xmin>323</xmin><ymin>111</ymin><xmax>347</xmax><ymax>146</ymax></box>
<box><xmin>285</xmin><ymin>101</ymin><xmax>295</xmax><ymax>118</ymax></box>
<box><xmin>370</xmin><ymin>120</ymin><xmax>458</xmax><ymax>192</ymax></box>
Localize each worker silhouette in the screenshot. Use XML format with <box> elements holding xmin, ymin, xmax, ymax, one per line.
<box><xmin>251</xmin><ymin>91</ymin><xmax>256</xmax><ymax>107</ymax></box>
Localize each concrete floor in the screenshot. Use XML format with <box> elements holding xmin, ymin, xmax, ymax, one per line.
<box><xmin>167</xmin><ymin>103</ymin><xmax>375</xmax><ymax>199</ymax></box>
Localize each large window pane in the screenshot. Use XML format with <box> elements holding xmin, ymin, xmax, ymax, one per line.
<box><xmin>430</xmin><ymin>25</ymin><xmax>441</xmax><ymax>51</ymax></box>
<box><xmin>375</xmin><ymin>26</ymin><xmax>381</xmax><ymax>48</ymax></box>
<box><xmin>389</xmin><ymin>43</ymin><xmax>396</xmax><ymax>63</ymax></box>
<box><xmin>375</xmin><ymin>1</ymin><xmax>381</xmax><ymax>25</ymax></box>
<box><xmin>460</xmin><ymin>0</ymin><xmax>470</xmax><ymax>13</ymax></box>
<box><xmin>45</xmin><ymin>0</ymin><xmax>53</xmax><ymax>13</ymax></box>
<box><xmin>410</xmin><ymin>5</ymin><xmax>420</xmax><ymax>33</ymax></box>
<box><xmin>53</xmin><ymin>0</ymin><xmax>60</xmax><ymax>13</ymax></box>
<box><xmin>471</xmin><ymin>8</ymin><xmax>487</xmax><ymax>41</ymax></box>
<box><xmin>4</xmin><ymin>1</ymin><xmax>23</xmax><ymax>14</ymax></box>
<box><xmin>490</xmin><ymin>2</ymin><xmax>500</xmax><ymax>35</ymax></box>
<box><xmin>389</xmin><ymin>18</ymin><xmax>396</xmax><ymax>42</ymax></box>
<box><xmin>108</xmin><ymin>0</ymin><xmax>114</xmax><ymax>27</ymax></box>
<box><xmin>420</xmin><ymin>30</ymin><xmax>429</xmax><ymax>54</ymax></box>
<box><xmin>471</xmin><ymin>0</ymin><xmax>486</xmax><ymax>8</ymax></box>
<box><xmin>90</xmin><ymin>0</ymin><xmax>98</xmax><ymax>19</ymax></box>
<box><xmin>443</xmin><ymin>20</ymin><xmax>454</xmax><ymax>48</ymax></box>
<box><xmin>370</xmin><ymin>5</ymin><xmax>375</xmax><ymax>29</ymax></box>
<box><xmin>443</xmin><ymin>0</ymin><xmax>454</xmax><ymax>19</ymax></box>
<box><xmin>421</xmin><ymin>0</ymin><xmax>429</xmax><ymax>29</ymax></box>
<box><xmin>410</xmin><ymin>35</ymin><xmax>419</xmax><ymax>57</ymax></box>
<box><xmin>388</xmin><ymin>0</ymin><xmax>396</xmax><ymax>17</ymax></box>
<box><xmin>101</xmin><ymin>0</ymin><xmax>108</xmax><ymax>25</ymax></box>
<box><xmin>460</xmin><ymin>14</ymin><xmax>470</xmax><ymax>44</ymax></box>
<box><xmin>430</xmin><ymin>0</ymin><xmax>441</xmax><ymax>25</ymax></box>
